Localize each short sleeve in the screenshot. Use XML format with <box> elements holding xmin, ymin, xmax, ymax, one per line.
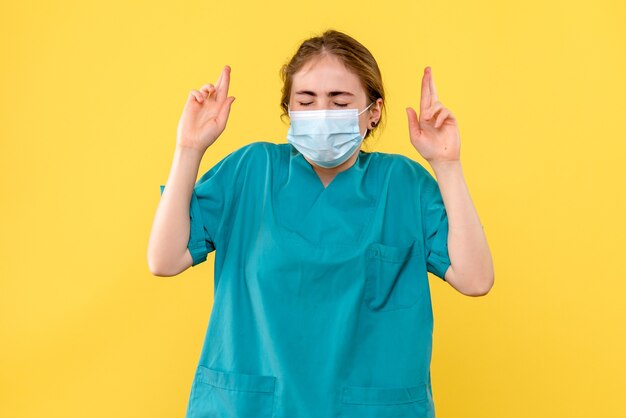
<box><xmin>159</xmin><ymin>147</ymin><xmax>244</xmax><ymax>267</ymax></box>
<box><xmin>420</xmin><ymin>171</ymin><xmax>452</xmax><ymax>281</ymax></box>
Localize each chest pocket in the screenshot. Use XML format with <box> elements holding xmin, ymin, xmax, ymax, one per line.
<box><xmin>364</xmin><ymin>241</ymin><xmax>426</xmax><ymax>312</ymax></box>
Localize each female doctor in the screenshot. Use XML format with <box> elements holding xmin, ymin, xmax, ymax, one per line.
<box><xmin>148</xmin><ymin>29</ymin><xmax>494</xmax><ymax>418</ymax></box>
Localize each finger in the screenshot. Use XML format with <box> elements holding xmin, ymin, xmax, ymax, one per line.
<box><xmin>423</xmin><ymin>101</ymin><xmax>444</xmax><ymax>121</ymax></box>
<box><xmin>427</xmin><ymin>67</ymin><xmax>439</xmax><ymax>103</ymax></box>
<box><xmin>419</xmin><ymin>67</ymin><xmax>431</xmax><ymax>115</ymax></box>
<box><xmin>199</xmin><ymin>83</ymin><xmax>215</xmax><ymax>98</ymax></box>
<box><xmin>215</xmin><ymin>66</ymin><xmax>225</xmax><ymax>90</ymax></box>
<box><xmin>190</xmin><ymin>89</ymin><xmax>203</xmax><ymax>103</ymax></box>
<box><xmin>434</xmin><ymin>109</ymin><xmax>449</xmax><ymax>128</ymax></box>
<box><xmin>195</xmin><ymin>85</ymin><xmax>214</xmax><ymax>103</ymax></box>
<box><xmin>186</xmin><ymin>90</ymin><xmax>200</xmax><ymax>107</ymax></box>
<box><xmin>215</xmin><ymin>65</ymin><xmax>231</xmax><ymax>102</ymax></box>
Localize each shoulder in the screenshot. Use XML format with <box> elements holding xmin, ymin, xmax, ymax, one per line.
<box><xmin>223</xmin><ymin>141</ymin><xmax>286</xmax><ymax>166</ymax></box>
<box><xmin>368</xmin><ymin>151</ymin><xmax>437</xmax><ymax>185</ymax></box>
<box><xmin>205</xmin><ymin>141</ymin><xmax>284</xmax><ymax>174</ymax></box>
<box><xmin>368</xmin><ymin>151</ymin><xmax>443</xmax><ymax>209</ymax></box>
<box><xmin>196</xmin><ymin>141</ymin><xmax>285</xmax><ymax>192</ymax></box>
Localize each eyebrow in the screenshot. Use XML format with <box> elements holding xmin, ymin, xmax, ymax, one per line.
<box><xmin>295</xmin><ymin>90</ymin><xmax>355</xmax><ymax>97</ymax></box>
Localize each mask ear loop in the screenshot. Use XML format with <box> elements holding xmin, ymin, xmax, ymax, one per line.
<box><xmin>358</xmin><ymin>102</ymin><xmax>375</xmax><ymax>116</ymax></box>
<box><xmin>359</xmin><ymin>102</ymin><xmax>375</xmax><ymax>139</ymax></box>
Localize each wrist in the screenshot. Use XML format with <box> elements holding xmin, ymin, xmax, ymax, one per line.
<box><xmin>175</xmin><ymin>143</ymin><xmax>206</xmax><ymax>157</ymax></box>
<box><xmin>174</xmin><ymin>144</ymin><xmax>205</xmax><ymax>165</ymax></box>
<box><xmin>429</xmin><ymin>159</ymin><xmax>462</xmax><ymax>174</ymax></box>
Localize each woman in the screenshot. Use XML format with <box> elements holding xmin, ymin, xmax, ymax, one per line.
<box><xmin>148</xmin><ymin>29</ymin><xmax>494</xmax><ymax>418</ymax></box>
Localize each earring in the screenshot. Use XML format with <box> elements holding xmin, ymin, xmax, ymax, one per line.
<box><xmin>370</xmin><ymin>121</ymin><xmax>376</xmax><ymax>128</ymax></box>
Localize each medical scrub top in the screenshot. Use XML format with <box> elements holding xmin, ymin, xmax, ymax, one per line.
<box><xmin>159</xmin><ymin>141</ymin><xmax>451</xmax><ymax>418</ymax></box>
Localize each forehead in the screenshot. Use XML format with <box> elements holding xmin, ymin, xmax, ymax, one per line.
<box><xmin>292</xmin><ymin>54</ymin><xmax>363</xmax><ymax>94</ymax></box>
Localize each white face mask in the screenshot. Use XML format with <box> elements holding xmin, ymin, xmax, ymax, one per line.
<box><xmin>287</xmin><ymin>102</ymin><xmax>374</xmax><ymax>168</ymax></box>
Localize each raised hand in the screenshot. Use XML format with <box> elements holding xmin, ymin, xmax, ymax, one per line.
<box><xmin>176</xmin><ymin>65</ymin><xmax>236</xmax><ymax>151</ymax></box>
<box><xmin>406</xmin><ymin>67</ymin><xmax>460</xmax><ymax>164</ymax></box>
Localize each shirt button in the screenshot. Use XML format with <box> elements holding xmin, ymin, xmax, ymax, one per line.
<box><xmin>371</xmin><ymin>248</ymin><xmax>380</xmax><ymax>257</ymax></box>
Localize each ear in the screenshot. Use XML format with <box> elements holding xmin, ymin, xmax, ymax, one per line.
<box><xmin>369</xmin><ymin>97</ymin><xmax>383</xmax><ymax>125</ymax></box>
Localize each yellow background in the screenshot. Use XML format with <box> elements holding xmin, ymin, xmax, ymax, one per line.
<box><xmin>1</xmin><ymin>0</ymin><xmax>625</xmax><ymax>417</ymax></box>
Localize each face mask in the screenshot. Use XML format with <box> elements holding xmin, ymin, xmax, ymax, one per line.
<box><xmin>287</xmin><ymin>102</ymin><xmax>374</xmax><ymax>168</ymax></box>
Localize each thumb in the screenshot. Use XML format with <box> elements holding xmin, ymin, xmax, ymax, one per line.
<box><xmin>406</xmin><ymin>107</ymin><xmax>421</xmax><ymax>139</ymax></box>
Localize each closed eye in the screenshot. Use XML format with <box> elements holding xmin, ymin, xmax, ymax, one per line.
<box><xmin>299</xmin><ymin>102</ymin><xmax>348</xmax><ymax>107</ymax></box>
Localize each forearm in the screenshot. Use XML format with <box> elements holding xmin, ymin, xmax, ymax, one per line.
<box><xmin>430</xmin><ymin>160</ymin><xmax>494</xmax><ymax>295</ymax></box>
<box><xmin>147</xmin><ymin>145</ymin><xmax>205</xmax><ymax>276</ymax></box>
